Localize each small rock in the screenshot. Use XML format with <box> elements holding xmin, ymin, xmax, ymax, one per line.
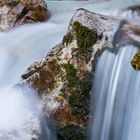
<box><xmin>0</xmin><ymin>0</ymin><xmax>50</xmax><ymax>31</ymax></box>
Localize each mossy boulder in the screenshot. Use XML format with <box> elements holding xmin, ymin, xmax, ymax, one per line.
<box><xmin>63</xmin><ymin>33</ymin><xmax>73</xmax><ymax>46</ymax></box>
<box><xmin>0</xmin><ymin>0</ymin><xmax>50</xmax><ymax>31</ymax></box>
<box><xmin>131</xmin><ymin>50</ymin><xmax>140</xmax><ymax>70</ymax></box>
<box><xmin>72</xmin><ymin>21</ymin><xmax>98</xmax><ymax>62</ymax></box>
<box><xmin>22</xmin><ymin>9</ymin><xmax>117</xmax><ymax>140</ymax></box>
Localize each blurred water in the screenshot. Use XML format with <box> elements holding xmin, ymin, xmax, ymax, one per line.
<box><xmin>0</xmin><ymin>0</ymin><xmax>139</xmax><ymax>139</ymax></box>
<box><xmin>90</xmin><ymin>46</ymin><xmax>140</xmax><ymax>140</ymax></box>
<box><xmin>0</xmin><ymin>1</ymin><xmax>71</xmax><ymax>139</ymax></box>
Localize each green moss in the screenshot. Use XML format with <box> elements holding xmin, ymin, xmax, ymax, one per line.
<box><xmin>62</xmin><ymin>62</ymin><xmax>77</xmax><ymax>84</ymax></box>
<box><xmin>61</xmin><ymin>60</ymin><xmax>93</xmax><ymax>117</ymax></box>
<box><xmin>69</xmin><ymin>91</ymin><xmax>90</xmax><ymax>116</ymax></box>
<box><xmin>73</xmin><ymin>21</ymin><xmax>97</xmax><ymax>62</ymax></box>
<box><xmin>68</xmin><ymin>72</ymin><xmax>93</xmax><ymax>116</ymax></box>
<box><xmin>76</xmin><ymin>72</ymin><xmax>93</xmax><ymax>92</ymax></box>
<box><xmin>61</xmin><ymin>24</ymin><xmax>96</xmax><ymax>116</ymax></box>
<box><xmin>62</xmin><ymin>32</ymin><xmax>73</xmax><ymax>45</ymax></box>
<box><xmin>73</xmin><ymin>21</ymin><xmax>97</xmax><ymax>49</ymax></box>
<box><xmin>62</xmin><ymin>124</ymin><xmax>86</xmax><ymax>140</ymax></box>
<box><xmin>131</xmin><ymin>50</ymin><xmax>140</xmax><ymax>70</ymax></box>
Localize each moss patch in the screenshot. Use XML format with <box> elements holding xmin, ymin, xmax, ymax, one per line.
<box><xmin>61</xmin><ymin>63</ymin><xmax>93</xmax><ymax>117</ymax></box>
<box><xmin>62</xmin><ymin>62</ymin><xmax>77</xmax><ymax>84</ymax></box>
<box><xmin>61</xmin><ymin>124</ymin><xmax>86</xmax><ymax>140</ymax></box>
<box><xmin>63</xmin><ymin>32</ymin><xmax>73</xmax><ymax>45</ymax></box>
<box><xmin>73</xmin><ymin>21</ymin><xmax>97</xmax><ymax>62</ymax></box>
<box><xmin>131</xmin><ymin>50</ymin><xmax>140</xmax><ymax>70</ymax></box>
<box><xmin>68</xmin><ymin>72</ymin><xmax>92</xmax><ymax>116</ymax></box>
<box><xmin>69</xmin><ymin>91</ymin><xmax>90</xmax><ymax>116</ymax></box>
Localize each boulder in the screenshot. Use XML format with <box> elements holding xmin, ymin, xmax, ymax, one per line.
<box><xmin>22</xmin><ymin>8</ymin><xmax>118</xmax><ymax>139</ymax></box>
<box><xmin>22</xmin><ymin>7</ymin><xmax>140</xmax><ymax>140</ymax></box>
<box><xmin>0</xmin><ymin>0</ymin><xmax>50</xmax><ymax>31</ymax></box>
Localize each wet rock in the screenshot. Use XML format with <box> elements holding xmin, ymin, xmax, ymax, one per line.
<box><xmin>131</xmin><ymin>50</ymin><xmax>140</xmax><ymax>70</ymax></box>
<box><xmin>113</xmin><ymin>20</ymin><xmax>140</xmax><ymax>48</ymax></box>
<box><xmin>22</xmin><ymin>6</ymin><xmax>140</xmax><ymax>139</ymax></box>
<box><xmin>0</xmin><ymin>0</ymin><xmax>50</xmax><ymax>31</ymax></box>
<box><xmin>22</xmin><ymin>8</ymin><xmax>118</xmax><ymax>139</ymax></box>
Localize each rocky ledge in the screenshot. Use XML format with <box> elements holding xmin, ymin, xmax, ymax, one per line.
<box><xmin>0</xmin><ymin>0</ymin><xmax>50</xmax><ymax>31</ymax></box>
<box><xmin>22</xmin><ymin>7</ymin><xmax>140</xmax><ymax>140</ymax></box>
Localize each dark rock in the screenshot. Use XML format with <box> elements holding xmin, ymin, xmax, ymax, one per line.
<box><xmin>0</xmin><ymin>0</ymin><xmax>50</xmax><ymax>31</ymax></box>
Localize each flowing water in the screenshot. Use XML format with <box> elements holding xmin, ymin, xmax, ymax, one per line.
<box><xmin>90</xmin><ymin>1</ymin><xmax>140</xmax><ymax>140</ymax></box>
<box><xmin>0</xmin><ymin>0</ymin><xmax>140</xmax><ymax>139</ymax></box>
<box><xmin>0</xmin><ymin>1</ymin><xmax>96</xmax><ymax>139</ymax></box>
<box><xmin>90</xmin><ymin>46</ymin><xmax>140</xmax><ymax>140</ymax></box>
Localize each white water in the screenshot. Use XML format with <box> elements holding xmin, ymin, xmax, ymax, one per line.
<box><xmin>90</xmin><ymin>1</ymin><xmax>140</xmax><ymax>140</ymax></box>
<box><xmin>90</xmin><ymin>46</ymin><xmax>140</xmax><ymax>140</ymax></box>
<box><xmin>0</xmin><ymin>86</ymin><xmax>43</xmax><ymax>139</ymax></box>
<box><xmin>0</xmin><ymin>1</ymin><xmax>71</xmax><ymax>139</ymax></box>
<box><xmin>0</xmin><ymin>87</ymin><xmax>40</xmax><ymax>130</ymax></box>
<box><xmin>0</xmin><ymin>1</ymin><xmax>97</xmax><ymax>139</ymax></box>
<box><xmin>0</xmin><ymin>16</ymin><xmax>67</xmax><ymax>138</ymax></box>
<box><xmin>0</xmin><ymin>0</ymin><xmax>139</xmax><ymax>139</ymax></box>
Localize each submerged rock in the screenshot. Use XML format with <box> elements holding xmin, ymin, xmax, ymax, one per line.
<box><xmin>0</xmin><ymin>0</ymin><xmax>50</xmax><ymax>31</ymax></box>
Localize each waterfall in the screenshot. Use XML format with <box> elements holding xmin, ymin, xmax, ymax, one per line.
<box><xmin>0</xmin><ymin>0</ymin><xmax>139</xmax><ymax>139</ymax></box>
<box><xmin>0</xmin><ymin>8</ymin><xmax>68</xmax><ymax>138</ymax></box>
<box><xmin>0</xmin><ymin>1</ymin><xmax>93</xmax><ymax>138</ymax></box>
<box><xmin>0</xmin><ymin>1</ymin><xmax>72</xmax><ymax>138</ymax></box>
<box><xmin>90</xmin><ymin>46</ymin><xmax>140</xmax><ymax>140</ymax></box>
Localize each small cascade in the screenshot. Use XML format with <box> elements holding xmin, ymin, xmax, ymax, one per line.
<box><xmin>0</xmin><ymin>0</ymin><xmax>140</xmax><ymax>139</ymax></box>
<box><xmin>0</xmin><ymin>85</ymin><xmax>54</xmax><ymax>140</ymax></box>
<box><xmin>90</xmin><ymin>46</ymin><xmax>140</xmax><ymax>140</ymax></box>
